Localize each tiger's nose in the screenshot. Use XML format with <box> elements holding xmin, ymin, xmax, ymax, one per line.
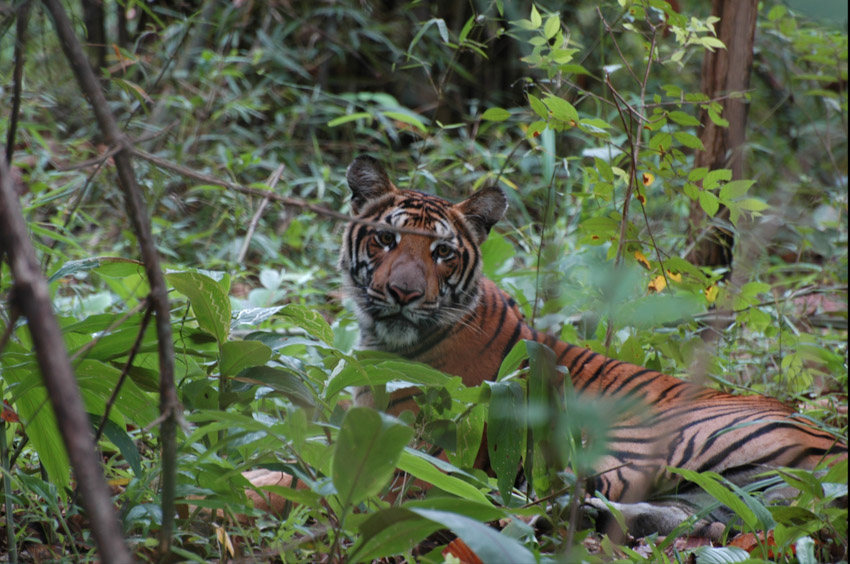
<box><xmin>388</xmin><ymin>282</ymin><xmax>424</xmax><ymax>305</ymax></box>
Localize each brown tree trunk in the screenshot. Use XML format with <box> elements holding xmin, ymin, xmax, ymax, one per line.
<box><xmin>687</xmin><ymin>0</ymin><xmax>758</xmax><ymax>271</ymax></box>
<box><xmin>81</xmin><ymin>0</ymin><xmax>106</xmax><ymax>72</ymax></box>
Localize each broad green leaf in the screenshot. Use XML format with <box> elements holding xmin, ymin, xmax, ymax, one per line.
<box><xmin>527</xmin><ymin>93</ymin><xmax>548</xmax><ymax>120</ymax></box>
<box><xmin>667</xmin><ymin>110</ymin><xmax>700</xmax><ymax>126</ymax></box>
<box><xmin>260</xmin><ymin>484</ymin><xmax>323</xmax><ymax>509</ymax></box>
<box><xmin>231</xmin><ymin>306</ymin><xmax>284</xmax><ymax>329</ymax></box>
<box><xmin>703</xmin><ymin>168</ymin><xmax>732</xmax><ymax>190</ymax></box>
<box><xmin>279</xmin><ymin>304</ymin><xmax>334</xmax><ymax>346</ymax></box>
<box><xmin>691</xmin><ymin>546</ymin><xmax>750</xmax><ymax>563</ymax></box>
<box><xmin>168</xmin><ymin>271</ymin><xmax>231</xmax><ymax>344</ymax></box>
<box><xmin>326</xmin><ymin>356</ymin><xmax>452</xmax><ymax>400</ymax></box>
<box><xmin>327</xmin><ymin>112</ymin><xmax>372</xmax><ymax>127</ymax></box>
<box><xmin>4</xmin><ymin>367</ymin><xmax>70</xmax><ymax>498</ymax></box>
<box><xmin>235</xmin><ymin>366</ymin><xmax>315</xmax><ymax>408</ymax></box>
<box><xmin>397</xmin><ymin>449</ymin><xmax>490</xmax><ymax>503</ymax></box>
<box><xmin>543</xmin><ymin>95</ymin><xmax>578</xmax><ymax>123</ymax></box>
<box><xmin>487</xmin><ymin>380</ymin><xmax>525</xmax><ymax>503</ymax></box>
<box><xmin>699</xmin><ymin>190</ymin><xmax>720</xmax><ymax>217</ymax></box>
<box><xmin>404</xmin><ymin>498</ymin><xmax>506</xmax><ymax>522</ymax></box>
<box><xmin>450</xmin><ymin>403</ymin><xmax>486</xmax><ymax>468</ymax></box>
<box><xmin>530</xmin><ymin>4</ymin><xmax>542</xmax><ymax>28</ymax></box>
<box><xmin>481</xmin><ymin>107</ymin><xmax>511</xmax><ymax>122</ymax></box>
<box><xmin>543</xmin><ymin>14</ymin><xmax>560</xmax><ymax>39</ymax></box>
<box><xmin>408</xmin><ymin>508</ymin><xmax>536</xmax><ymax>564</ymax></box>
<box><xmin>220</xmin><ymin>340</ymin><xmax>273</xmax><ymax>378</ymax></box>
<box><xmin>673</xmin><ymin>131</ymin><xmax>705</xmax><ymax>150</ymax></box>
<box><xmin>97</xmin><ymin>416</ymin><xmax>143</xmax><ymax>478</ymax></box>
<box><xmin>497</xmin><ymin>340</ymin><xmax>529</xmax><ymax>380</ymax></box>
<box><xmin>670</xmin><ymin>468</ymin><xmax>758</xmax><ymax>530</ymax></box>
<box><xmin>76</xmin><ymin>360</ymin><xmax>158</xmax><ymax>426</ymax></box>
<box><xmin>719</xmin><ymin>180</ymin><xmax>755</xmax><ymax>200</ymax></box>
<box><xmin>48</xmin><ymin>256</ymin><xmax>144</xmax><ymax>283</ymax></box>
<box><xmin>333</xmin><ymin>408</ymin><xmax>413</xmax><ymax>507</ymax></box>
<box><xmin>349</xmin><ymin>508</ymin><xmax>442</xmax><ymax>562</ymax></box>
<box><xmin>737</xmin><ymin>198</ymin><xmax>769</xmax><ymax>212</ymax></box>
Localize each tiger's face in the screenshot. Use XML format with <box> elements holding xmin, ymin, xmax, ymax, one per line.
<box><xmin>340</xmin><ymin>156</ymin><xmax>507</xmax><ymax>352</ymax></box>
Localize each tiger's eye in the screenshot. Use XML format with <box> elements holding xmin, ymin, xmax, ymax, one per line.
<box><xmin>434</xmin><ymin>243</ymin><xmax>453</xmax><ymax>259</ymax></box>
<box><xmin>376</xmin><ymin>231</ymin><xmax>395</xmax><ymax>247</ymax></box>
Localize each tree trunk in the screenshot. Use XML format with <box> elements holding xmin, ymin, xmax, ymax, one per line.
<box><xmin>687</xmin><ymin>0</ymin><xmax>758</xmax><ymax>271</ymax></box>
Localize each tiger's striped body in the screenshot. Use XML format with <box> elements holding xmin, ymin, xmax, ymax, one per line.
<box><xmin>340</xmin><ymin>156</ymin><xmax>846</xmax><ymax>532</ymax></box>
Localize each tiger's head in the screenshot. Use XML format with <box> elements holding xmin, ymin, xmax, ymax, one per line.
<box><xmin>340</xmin><ymin>156</ymin><xmax>508</xmax><ymax>353</ymax></box>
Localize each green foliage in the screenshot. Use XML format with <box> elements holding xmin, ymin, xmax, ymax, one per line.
<box><xmin>0</xmin><ymin>0</ymin><xmax>846</xmax><ymax>561</ymax></box>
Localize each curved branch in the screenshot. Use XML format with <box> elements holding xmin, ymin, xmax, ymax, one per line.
<box><xmin>41</xmin><ymin>0</ymin><xmax>179</xmax><ymax>557</ymax></box>
<box><xmin>0</xmin><ymin>157</ymin><xmax>131</xmax><ymax>562</ymax></box>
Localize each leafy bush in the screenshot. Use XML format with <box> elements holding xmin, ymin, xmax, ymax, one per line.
<box><xmin>0</xmin><ymin>0</ymin><xmax>846</xmax><ymax>561</ymax></box>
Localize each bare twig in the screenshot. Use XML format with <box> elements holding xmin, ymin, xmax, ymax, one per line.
<box><xmin>131</xmin><ymin>147</ymin><xmax>439</xmax><ymax>237</ymax></box>
<box><xmin>0</xmin><ymin>150</ymin><xmax>131</xmax><ymax>562</ymax></box>
<box><xmin>5</xmin><ymin>1</ymin><xmax>30</xmax><ymax>165</ymax></box>
<box><xmin>237</xmin><ymin>165</ymin><xmax>284</xmax><ymax>264</ymax></box>
<box><xmin>42</xmin><ymin>0</ymin><xmax>179</xmax><ymax>558</ymax></box>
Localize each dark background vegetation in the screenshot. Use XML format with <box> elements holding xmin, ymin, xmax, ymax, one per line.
<box><xmin>0</xmin><ymin>0</ymin><xmax>847</xmax><ymax>561</ymax></box>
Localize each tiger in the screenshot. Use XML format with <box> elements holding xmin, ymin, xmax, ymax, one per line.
<box><xmin>335</xmin><ymin>155</ymin><xmax>847</xmax><ymax>538</ymax></box>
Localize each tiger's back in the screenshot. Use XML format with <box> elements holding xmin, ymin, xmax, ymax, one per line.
<box><xmin>340</xmin><ymin>156</ymin><xmax>846</xmax><ymax>531</ymax></box>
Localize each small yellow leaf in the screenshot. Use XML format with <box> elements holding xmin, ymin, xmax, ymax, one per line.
<box><xmin>666</xmin><ymin>271</ymin><xmax>682</xmax><ymax>283</ymax></box>
<box><xmin>634</xmin><ymin>250</ymin><xmax>650</xmax><ymax>270</ymax></box>
<box><xmin>648</xmin><ymin>275</ymin><xmax>667</xmax><ymax>293</ymax></box>
<box><xmin>215</xmin><ymin>525</ymin><xmax>235</xmax><ymax>557</ymax></box>
<box><xmin>705</xmin><ymin>285</ymin><xmax>719</xmax><ymax>303</ymax></box>
<box><xmin>642</xmin><ymin>172</ymin><xmax>654</xmax><ymax>186</ymax></box>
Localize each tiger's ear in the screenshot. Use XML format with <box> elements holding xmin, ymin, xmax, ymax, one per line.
<box><xmin>456</xmin><ymin>186</ymin><xmax>508</xmax><ymax>244</ymax></box>
<box><xmin>346</xmin><ymin>156</ymin><xmax>398</xmax><ymax>214</ymax></box>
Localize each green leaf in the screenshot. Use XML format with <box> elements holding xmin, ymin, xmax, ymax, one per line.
<box><xmin>235</xmin><ymin>365</ymin><xmax>315</xmax><ymax>408</ymax></box>
<box><xmin>543</xmin><ymin>14</ymin><xmax>560</xmax><ymax>39</ymax></box>
<box><xmin>737</xmin><ymin>198</ymin><xmax>769</xmax><ymax>212</ymax></box>
<box><xmin>691</xmin><ymin>546</ymin><xmax>750</xmax><ymax>563</ymax></box>
<box><xmin>167</xmin><ymin>271</ymin><xmax>231</xmax><ymax>343</ymax></box>
<box><xmin>530</xmin><ymin>4</ymin><xmax>542</xmax><ymax>28</ymax></box>
<box><xmin>48</xmin><ymin>256</ymin><xmax>144</xmax><ymax>283</ymax></box>
<box><xmin>487</xmin><ymin>380</ymin><xmax>525</xmax><ymax>503</ymax></box>
<box><xmin>527</xmin><ymin>93</ymin><xmax>548</xmax><ymax>120</ymax></box>
<box><xmin>408</xmin><ymin>508</ymin><xmax>536</xmax><ymax>564</ymax></box>
<box><xmin>543</xmin><ymin>95</ymin><xmax>578</xmax><ymax>123</ymax></box>
<box><xmin>666</xmin><ymin>110</ymin><xmax>700</xmax><ymax>126</ymax></box>
<box><xmin>4</xmin><ymin>368</ymin><xmax>70</xmax><ymax>497</ymax></box>
<box><xmin>481</xmin><ymin>107</ymin><xmax>511</xmax><ymax>122</ymax></box>
<box><xmin>673</xmin><ymin>131</ymin><xmax>705</xmax><ymax>150</ymax></box>
<box><xmin>459</xmin><ymin>15</ymin><xmax>475</xmax><ymax>43</ymax></box>
<box><xmin>220</xmin><ymin>340</ymin><xmax>273</xmax><ymax>377</ymax></box>
<box><xmin>450</xmin><ymin>403</ymin><xmax>486</xmax><ymax>468</ymax></box>
<box><xmin>326</xmin><ymin>356</ymin><xmax>452</xmax><ymax>400</ymax></box>
<box><xmin>381</xmin><ymin>111</ymin><xmax>427</xmax><ymax>133</ymax></box>
<box><xmin>350</xmin><ymin>508</ymin><xmax>442</xmax><ymax>562</ymax></box>
<box><xmin>396</xmin><ymin>448</ymin><xmax>490</xmax><ymax>503</ymax></box>
<box><xmin>97</xmin><ymin>416</ymin><xmax>143</xmax><ymax>478</ymax></box>
<box><xmin>703</xmin><ymin>168</ymin><xmax>732</xmax><ymax>190</ymax></box>
<box><xmin>497</xmin><ymin>340</ymin><xmax>529</xmax><ymax>380</ymax></box>
<box><xmin>699</xmin><ymin>190</ymin><xmax>720</xmax><ymax>217</ymax></box>
<box><xmin>669</xmin><ymin>468</ymin><xmax>759</xmax><ymax>530</ymax></box>
<box><xmin>332</xmin><ymin>408</ymin><xmax>413</xmax><ymax>507</ymax></box>
<box><xmin>327</xmin><ymin>112</ymin><xmax>372</xmax><ymax>127</ymax></box>
<box><xmin>719</xmin><ymin>180</ymin><xmax>755</xmax><ymax>200</ymax></box>
<box><xmin>279</xmin><ymin>304</ymin><xmax>334</xmax><ymax>346</ymax></box>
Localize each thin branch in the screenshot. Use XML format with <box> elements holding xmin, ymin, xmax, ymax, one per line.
<box><xmin>41</xmin><ymin>0</ymin><xmax>179</xmax><ymax>558</ymax></box>
<box><xmin>131</xmin><ymin>147</ymin><xmax>439</xmax><ymax>238</ymax></box>
<box><xmin>0</xmin><ymin>147</ymin><xmax>132</xmax><ymax>563</ymax></box>
<box><xmin>237</xmin><ymin>165</ymin><xmax>284</xmax><ymax>264</ymax></box>
<box><xmin>5</xmin><ymin>1</ymin><xmax>30</xmax><ymax>165</ymax></box>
